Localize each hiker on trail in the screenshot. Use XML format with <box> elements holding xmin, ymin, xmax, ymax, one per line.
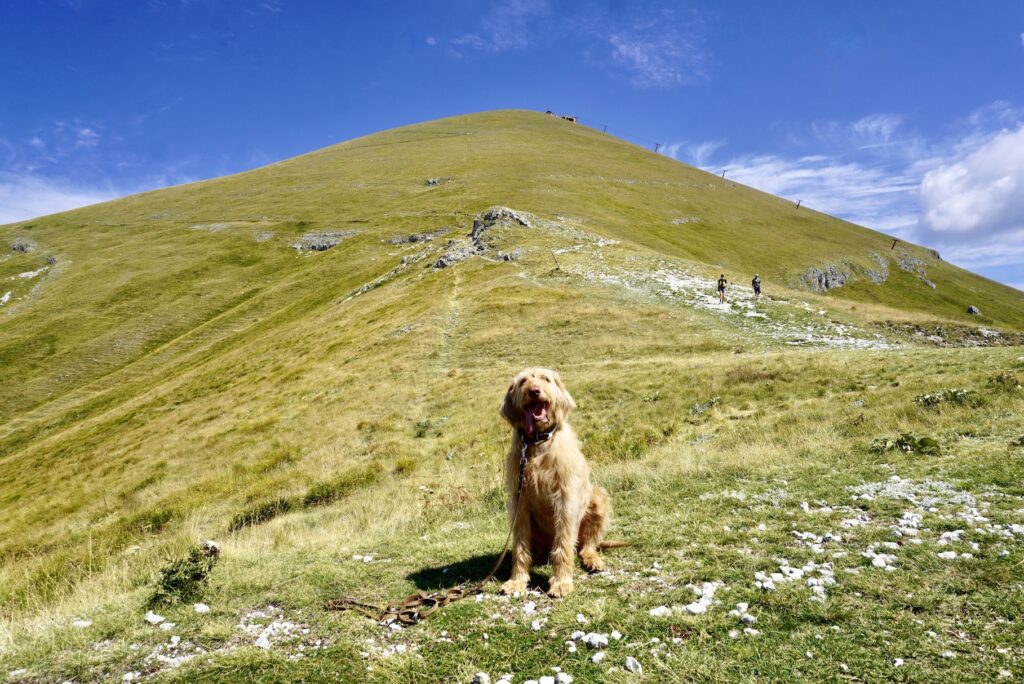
<box><xmin>752</xmin><ymin>274</ymin><xmax>762</xmax><ymax>300</ymax></box>
<box><xmin>717</xmin><ymin>274</ymin><xmax>728</xmax><ymax>304</ymax></box>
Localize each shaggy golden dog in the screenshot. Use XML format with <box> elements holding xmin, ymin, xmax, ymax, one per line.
<box><xmin>499</xmin><ymin>367</ymin><xmax>617</xmax><ymax>598</ymax></box>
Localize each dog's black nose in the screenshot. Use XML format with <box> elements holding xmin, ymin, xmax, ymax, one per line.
<box><xmin>529</xmin><ymin>387</ymin><xmax>541</xmax><ymax>398</ymax></box>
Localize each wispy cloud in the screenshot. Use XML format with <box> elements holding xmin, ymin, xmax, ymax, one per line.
<box><xmin>0</xmin><ymin>173</ymin><xmax>117</xmax><ymax>225</ymax></box>
<box><xmin>704</xmin><ymin>103</ymin><xmax>1024</xmax><ymax>281</ymax></box>
<box><xmin>661</xmin><ymin>139</ymin><xmax>725</xmax><ymax>167</ymax></box>
<box><xmin>721</xmin><ymin>153</ymin><xmax>919</xmax><ymax>234</ymax></box>
<box><xmin>451</xmin><ymin>0</ymin><xmax>549</xmax><ymax>55</ymax></box>
<box><xmin>604</xmin><ymin>9</ymin><xmax>707</xmax><ymax>88</ymax></box>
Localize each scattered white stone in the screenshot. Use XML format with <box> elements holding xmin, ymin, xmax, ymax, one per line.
<box><xmin>839</xmin><ymin>663</ymin><xmax>849</xmax><ymax>672</ymax></box>
<box><xmin>144</xmin><ymin>611</ymin><xmax>165</xmax><ymax>625</ymax></box>
<box><xmin>472</xmin><ymin>673</ymin><xmax>490</xmax><ymax>684</ymax></box>
<box><xmin>937</xmin><ymin>551</ymin><xmax>958</xmax><ymax>560</ymax></box>
<box><xmin>741</xmin><ymin>614</ymin><xmax>757</xmax><ymax>625</ymax></box>
<box><xmin>123</xmin><ymin>674</ymin><xmax>141</xmax><ymax>682</ymax></box>
<box><xmin>942</xmin><ymin>651</ymin><xmax>956</xmax><ymax>659</ymax></box>
<box><xmin>649</xmin><ymin>605</ymin><xmax>671</xmax><ymax>617</ymax></box>
<box><xmin>893</xmin><ymin>658</ymin><xmax>904</xmax><ymax>667</ymax></box>
<box><xmin>611</xmin><ymin>630</ymin><xmax>623</xmax><ymax>641</ymax></box>
<box><xmin>523</xmin><ymin>601</ymin><xmax>537</xmax><ymax>615</ymax></box>
<box><xmin>531</xmin><ymin>619</ymin><xmax>545</xmax><ymax>631</ymax></box>
<box><xmin>624</xmin><ymin>656</ymin><xmax>643</xmax><ymax>674</ymax></box>
<box><xmin>684</xmin><ymin>602</ymin><xmax>707</xmax><ymax>615</ymax></box>
<box><xmin>583</xmin><ymin>633</ymin><xmax>609</xmax><ymax>649</ymax></box>
<box><xmin>159</xmin><ymin>622</ymin><xmax>176</xmax><ymax>631</ymax></box>
<box><xmin>570</xmin><ymin>630</ymin><xmax>586</xmax><ymax>641</ymax></box>
<box><xmin>806</xmin><ymin>651</ymin><xmax>813</xmax><ymax>659</ymax></box>
<box><xmin>998</xmin><ymin>670</ymin><xmax>1012</xmax><ymax>679</ymax></box>
<box><xmin>743</xmin><ymin>628</ymin><xmax>760</xmax><ymax>636</ymax></box>
<box><xmin>8</xmin><ymin>670</ymin><xmax>27</xmax><ymax>679</ymax></box>
<box><xmin>194</xmin><ymin>603</ymin><xmax>211</xmax><ymax>614</ymax></box>
<box><xmin>576</xmin><ymin>613</ymin><xmax>588</xmax><ymax>624</ymax></box>
<box><xmin>555</xmin><ymin>673</ymin><xmax>573</xmax><ymax>684</ymax></box>
<box><xmin>592</xmin><ymin>651</ymin><xmax>606</xmax><ymax>664</ymax></box>
<box><xmin>72</xmin><ymin>619</ymin><xmax>92</xmax><ymax>629</ymax></box>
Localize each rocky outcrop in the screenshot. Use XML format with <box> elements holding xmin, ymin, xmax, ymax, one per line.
<box><xmin>11</xmin><ymin>238</ymin><xmax>36</xmax><ymax>253</ymax></box>
<box><xmin>896</xmin><ymin>248</ymin><xmax>936</xmax><ymax>288</ymax></box>
<box><xmin>292</xmin><ymin>230</ymin><xmax>358</xmax><ymax>252</ymax></box>
<box><xmin>386</xmin><ymin>228</ymin><xmax>447</xmax><ymax>245</ymax></box>
<box><xmin>864</xmin><ymin>252</ymin><xmax>890</xmax><ymax>284</ymax></box>
<box><xmin>800</xmin><ymin>264</ymin><xmax>851</xmax><ymax>292</ymax></box>
<box><xmin>433</xmin><ymin>206</ymin><xmax>532</xmax><ymax>269</ymax></box>
<box><xmin>967</xmin><ymin>305</ymin><xmax>980</xmax><ymax>315</ymax></box>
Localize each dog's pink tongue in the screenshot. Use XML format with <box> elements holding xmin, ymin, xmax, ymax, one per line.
<box><xmin>526</xmin><ymin>406</ymin><xmax>547</xmax><ymax>437</ymax></box>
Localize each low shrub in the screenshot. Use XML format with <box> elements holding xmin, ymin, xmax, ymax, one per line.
<box><xmin>913</xmin><ymin>388</ymin><xmax>978</xmax><ymax>409</ymax></box>
<box><xmin>988</xmin><ymin>371</ymin><xmax>1021</xmax><ymax>392</ymax></box>
<box><xmin>150</xmin><ymin>541</ymin><xmax>220</xmax><ymax>606</ymax></box>
<box><xmin>870</xmin><ymin>433</ymin><xmax>941</xmax><ymax>456</ymax></box>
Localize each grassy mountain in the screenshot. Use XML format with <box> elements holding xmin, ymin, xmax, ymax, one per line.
<box><xmin>1</xmin><ymin>110</ymin><xmax>1022</xmax><ymax>682</ymax></box>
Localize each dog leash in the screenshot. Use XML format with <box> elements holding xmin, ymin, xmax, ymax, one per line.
<box><xmin>325</xmin><ymin>442</ymin><xmax>534</xmax><ymax>625</ymax></box>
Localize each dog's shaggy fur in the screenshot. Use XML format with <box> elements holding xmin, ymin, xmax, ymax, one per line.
<box><xmin>499</xmin><ymin>367</ymin><xmax>613</xmax><ymax>598</ymax></box>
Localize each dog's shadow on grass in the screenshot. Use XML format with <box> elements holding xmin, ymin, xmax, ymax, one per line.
<box><xmin>406</xmin><ymin>554</ymin><xmax>550</xmax><ymax>592</ymax></box>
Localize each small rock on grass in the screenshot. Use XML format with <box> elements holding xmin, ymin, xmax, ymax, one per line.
<box><xmin>624</xmin><ymin>656</ymin><xmax>643</xmax><ymax>674</ymax></box>
<box><xmin>194</xmin><ymin>603</ymin><xmax>211</xmax><ymax>614</ymax></box>
<box><xmin>144</xmin><ymin>611</ymin><xmax>165</xmax><ymax>625</ymax></box>
<box><xmin>472</xmin><ymin>674</ymin><xmax>490</xmax><ymax>684</ymax></box>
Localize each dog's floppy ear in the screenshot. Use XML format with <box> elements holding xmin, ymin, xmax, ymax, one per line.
<box><xmin>500</xmin><ymin>383</ymin><xmax>521</xmax><ymax>426</ymax></box>
<box><xmin>552</xmin><ymin>371</ymin><xmax>576</xmax><ymax>415</ymax></box>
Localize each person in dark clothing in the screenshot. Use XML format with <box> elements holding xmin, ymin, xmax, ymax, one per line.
<box><xmin>752</xmin><ymin>274</ymin><xmax>762</xmax><ymax>300</ymax></box>
<box><xmin>717</xmin><ymin>274</ymin><xmax>728</xmax><ymax>303</ymax></box>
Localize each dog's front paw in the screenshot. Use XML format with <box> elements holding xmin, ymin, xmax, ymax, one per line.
<box><xmin>547</xmin><ymin>577</ymin><xmax>574</xmax><ymax>598</ymax></box>
<box><xmin>501</xmin><ymin>578</ymin><xmax>528</xmax><ymax>595</ymax></box>
<box><xmin>580</xmin><ymin>551</ymin><xmax>606</xmax><ymax>572</ymax></box>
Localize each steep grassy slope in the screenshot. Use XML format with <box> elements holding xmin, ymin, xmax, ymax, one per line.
<box><xmin>0</xmin><ymin>110</ymin><xmax>1022</xmax><ymax>682</ymax></box>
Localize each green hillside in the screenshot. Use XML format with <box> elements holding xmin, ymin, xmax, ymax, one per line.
<box><xmin>1</xmin><ymin>110</ymin><xmax>1022</xmax><ymax>682</ymax></box>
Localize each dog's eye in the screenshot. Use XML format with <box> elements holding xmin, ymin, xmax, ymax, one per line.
<box><xmin>540</xmin><ymin>375</ymin><xmax>550</xmax><ymax>382</ymax></box>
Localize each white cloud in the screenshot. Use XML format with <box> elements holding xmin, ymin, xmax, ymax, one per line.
<box><xmin>702</xmin><ymin>105</ymin><xmax>1024</xmax><ymax>286</ymax></box>
<box><xmin>452</xmin><ymin>0</ymin><xmax>549</xmax><ymax>53</ymax></box>
<box><xmin>660</xmin><ymin>139</ymin><xmax>725</xmax><ymax>167</ymax></box>
<box><xmin>0</xmin><ymin>173</ymin><xmax>117</xmax><ymax>225</ymax></box>
<box><xmin>720</xmin><ymin>153</ymin><xmax>919</xmax><ymax>234</ymax></box>
<box><xmin>425</xmin><ymin>36</ymin><xmax>437</xmax><ymax>46</ymax></box>
<box><xmin>605</xmin><ymin>10</ymin><xmax>706</xmax><ymax>88</ymax></box>
<box><xmin>918</xmin><ymin>125</ymin><xmax>1024</xmax><ymax>241</ymax></box>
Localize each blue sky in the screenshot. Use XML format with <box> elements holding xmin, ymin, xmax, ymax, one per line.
<box><xmin>3</xmin><ymin>0</ymin><xmax>1023</xmax><ymax>290</ymax></box>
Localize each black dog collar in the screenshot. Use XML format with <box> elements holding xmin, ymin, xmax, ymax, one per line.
<box><xmin>518</xmin><ymin>426</ymin><xmax>557</xmax><ymax>446</ymax></box>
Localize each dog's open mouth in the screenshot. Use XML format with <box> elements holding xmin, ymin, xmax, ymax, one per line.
<box><xmin>525</xmin><ymin>401</ymin><xmax>549</xmax><ymax>437</ymax></box>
